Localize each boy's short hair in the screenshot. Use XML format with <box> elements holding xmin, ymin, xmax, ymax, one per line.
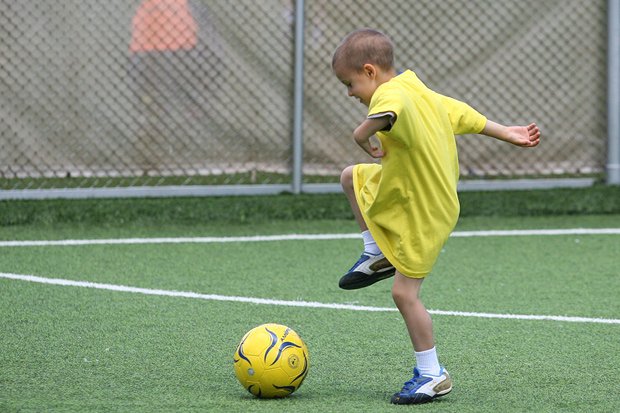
<box><xmin>332</xmin><ymin>29</ymin><xmax>394</xmax><ymax>72</ymax></box>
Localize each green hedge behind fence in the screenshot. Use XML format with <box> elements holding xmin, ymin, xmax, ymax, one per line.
<box><xmin>1</xmin><ymin>185</ymin><xmax>619</xmax><ymax>228</ymax></box>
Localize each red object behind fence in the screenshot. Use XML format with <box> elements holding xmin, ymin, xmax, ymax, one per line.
<box><xmin>130</xmin><ymin>0</ymin><xmax>197</xmax><ymax>52</ymax></box>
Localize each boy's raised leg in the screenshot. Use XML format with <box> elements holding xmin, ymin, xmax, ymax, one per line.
<box><xmin>339</xmin><ymin>166</ymin><xmax>395</xmax><ymax>289</ymax></box>
<box><xmin>340</xmin><ymin>165</ymin><xmax>367</xmax><ymax>231</ymax></box>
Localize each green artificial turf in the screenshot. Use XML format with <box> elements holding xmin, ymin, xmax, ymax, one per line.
<box><xmin>1</xmin><ymin>211</ymin><xmax>619</xmax><ymax>412</ymax></box>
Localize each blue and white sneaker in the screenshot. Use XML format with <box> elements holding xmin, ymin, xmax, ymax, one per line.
<box><xmin>339</xmin><ymin>252</ymin><xmax>395</xmax><ymax>290</ymax></box>
<box><xmin>390</xmin><ymin>367</ymin><xmax>452</xmax><ymax>405</ymax></box>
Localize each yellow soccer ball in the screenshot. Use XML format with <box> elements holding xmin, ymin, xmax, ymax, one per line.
<box><xmin>233</xmin><ymin>323</ymin><xmax>309</xmax><ymax>398</ymax></box>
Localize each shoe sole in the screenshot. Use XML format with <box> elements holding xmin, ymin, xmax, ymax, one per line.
<box><xmin>339</xmin><ymin>267</ymin><xmax>396</xmax><ymax>290</ymax></box>
<box><xmin>390</xmin><ymin>387</ymin><xmax>452</xmax><ymax>405</ymax></box>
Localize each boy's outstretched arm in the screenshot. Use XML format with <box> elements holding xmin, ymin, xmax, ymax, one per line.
<box><xmin>480</xmin><ymin>120</ymin><xmax>541</xmax><ymax>147</ymax></box>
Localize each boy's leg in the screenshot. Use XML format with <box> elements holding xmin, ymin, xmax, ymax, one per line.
<box><xmin>340</xmin><ymin>165</ymin><xmax>367</xmax><ymax>231</ymax></box>
<box><xmin>390</xmin><ymin>272</ymin><xmax>452</xmax><ymax>404</ymax></box>
<box><xmin>339</xmin><ymin>166</ymin><xmax>395</xmax><ymax>290</ymax></box>
<box><xmin>391</xmin><ymin>273</ymin><xmax>435</xmax><ymax>352</ymax></box>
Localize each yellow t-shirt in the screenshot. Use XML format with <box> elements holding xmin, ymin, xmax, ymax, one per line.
<box><xmin>353</xmin><ymin>70</ymin><xmax>486</xmax><ymax>277</ymax></box>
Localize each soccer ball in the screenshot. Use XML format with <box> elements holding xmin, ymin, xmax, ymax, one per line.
<box><xmin>233</xmin><ymin>323</ymin><xmax>309</xmax><ymax>398</ymax></box>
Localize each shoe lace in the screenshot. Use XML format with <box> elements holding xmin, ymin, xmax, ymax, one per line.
<box><xmin>402</xmin><ymin>377</ymin><xmax>420</xmax><ymax>390</ymax></box>
<box><xmin>400</xmin><ymin>373</ymin><xmax>429</xmax><ymax>392</ymax></box>
<box><xmin>347</xmin><ymin>254</ymin><xmax>369</xmax><ymax>272</ymax></box>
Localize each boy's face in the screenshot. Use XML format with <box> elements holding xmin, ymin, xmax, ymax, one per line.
<box><xmin>333</xmin><ymin>63</ymin><xmax>378</xmax><ymax>107</ymax></box>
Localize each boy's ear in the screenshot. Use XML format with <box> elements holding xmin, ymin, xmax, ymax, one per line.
<box><xmin>362</xmin><ymin>63</ymin><xmax>377</xmax><ymax>78</ymax></box>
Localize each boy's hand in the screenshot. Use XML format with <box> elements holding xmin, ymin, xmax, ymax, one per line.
<box><xmin>505</xmin><ymin>123</ymin><xmax>541</xmax><ymax>147</ymax></box>
<box><xmin>482</xmin><ymin>121</ymin><xmax>541</xmax><ymax>147</ymax></box>
<box><xmin>367</xmin><ymin>136</ymin><xmax>385</xmax><ymax>158</ymax></box>
<box><xmin>353</xmin><ymin>116</ymin><xmax>391</xmax><ymax>158</ymax></box>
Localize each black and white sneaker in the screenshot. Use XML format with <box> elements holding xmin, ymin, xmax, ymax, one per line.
<box><xmin>339</xmin><ymin>252</ymin><xmax>395</xmax><ymax>290</ymax></box>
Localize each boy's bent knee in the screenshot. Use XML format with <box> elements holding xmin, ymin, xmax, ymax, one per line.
<box><xmin>340</xmin><ymin>165</ymin><xmax>355</xmax><ymax>189</ymax></box>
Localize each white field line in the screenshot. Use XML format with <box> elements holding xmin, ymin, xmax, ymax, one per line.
<box><xmin>1</xmin><ymin>272</ymin><xmax>619</xmax><ymax>325</ymax></box>
<box><xmin>0</xmin><ymin>228</ymin><xmax>619</xmax><ymax>248</ymax></box>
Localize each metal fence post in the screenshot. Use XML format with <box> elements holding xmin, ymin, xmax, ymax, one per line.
<box><xmin>291</xmin><ymin>0</ymin><xmax>305</xmax><ymax>194</ymax></box>
<box><xmin>609</xmin><ymin>0</ymin><xmax>620</xmax><ymax>185</ymax></box>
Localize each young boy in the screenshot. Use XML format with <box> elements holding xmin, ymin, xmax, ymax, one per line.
<box><xmin>332</xmin><ymin>29</ymin><xmax>541</xmax><ymax>405</ymax></box>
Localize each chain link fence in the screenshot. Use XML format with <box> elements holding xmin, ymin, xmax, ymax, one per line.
<box><xmin>0</xmin><ymin>0</ymin><xmax>609</xmax><ymax>196</ymax></box>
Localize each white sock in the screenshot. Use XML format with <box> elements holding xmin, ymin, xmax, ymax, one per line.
<box><xmin>415</xmin><ymin>347</ymin><xmax>441</xmax><ymax>376</ymax></box>
<box><xmin>361</xmin><ymin>230</ymin><xmax>381</xmax><ymax>255</ymax></box>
